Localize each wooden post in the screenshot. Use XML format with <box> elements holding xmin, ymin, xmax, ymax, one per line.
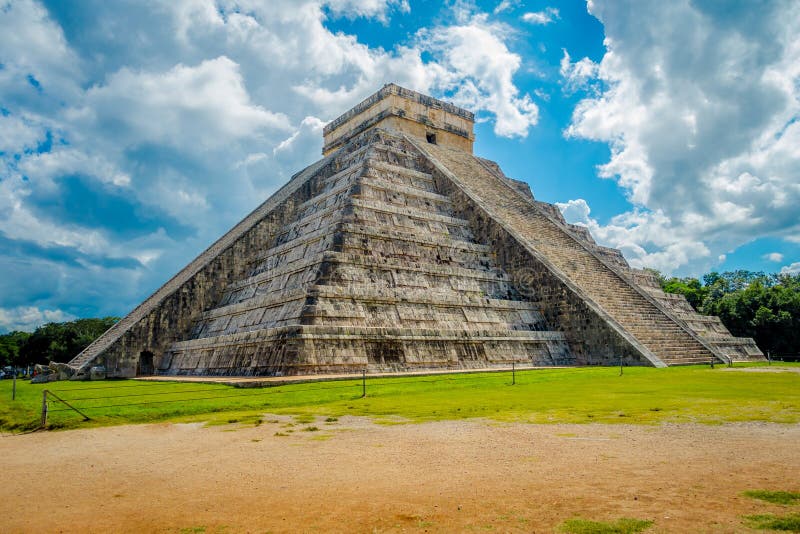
<box><xmin>41</xmin><ymin>390</ymin><xmax>48</xmax><ymax>428</ymax></box>
<box><xmin>361</xmin><ymin>369</ymin><xmax>366</xmax><ymax>398</ymax></box>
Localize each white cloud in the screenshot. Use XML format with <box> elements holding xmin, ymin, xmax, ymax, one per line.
<box><xmin>557</xmin><ymin>198</ymin><xmax>711</xmax><ymax>273</ymax></box>
<box><xmin>0</xmin><ymin>113</ymin><xmax>48</xmax><ymax>154</ymax></box>
<box><xmin>494</xmin><ymin>0</ymin><xmax>520</xmax><ymax>15</ymax></box>
<box><xmin>324</xmin><ymin>0</ymin><xmax>409</xmax><ymax>22</ymax></box>
<box><xmin>764</xmin><ymin>252</ymin><xmax>784</xmax><ymax>262</ymax></box>
<box><xmin>417</xmin><ymin>13</ymin><xmax>539</xmax><ymax>137</ymax></box>
<box><xmin>522</xmin><ymin>7</ymin><xmax>560</xmax><ymax>25</ymax></box>
<box><xmin>561</xmin><ymin>0</ymin><xmax>800</xmax><ymax>274</ymax></box>
<box><xmin>0</xmin><ymin>0</ymin><xmax>83</xmax><ymax>101</ymax></box>
<box><xmin>559</xmin><ymin>49</ymin><xmax>600</xmax><ymax>95</ymax></box>
<box><xmin>0</xmin><ymin>176</ymin><xmax>112</xmax><ymax>256</ymax></box>
<box><xmin>79</xmin><ymin>57</ymin><xmax>291</xmax><ymax>151</ymax></box>
<box><xmin>557</xmin><ymin>198</ymin><xmax>592</xmax><ymax>225</ymax></box>
<box><xmin>19</xmin><ymin>149</ymin><xmax>131</xmax><ymax>187</ymax></box>
<box><xmin>0</xmin><ymin>306</ymin><xmax>77</xmax><ymax>333</ymax></box>
<box><xmin>780</xmin><ymin>262</ymin><xmax>800</xmax><ymax>275</ymax></box>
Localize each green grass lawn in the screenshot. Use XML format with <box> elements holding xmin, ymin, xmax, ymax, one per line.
<box><xmin>1</xmin><ymin>363</ymin><xmax>798</xmax><ymax>432</ymax></box>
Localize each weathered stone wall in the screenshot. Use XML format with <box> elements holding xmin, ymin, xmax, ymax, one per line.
<box><xmin>162</xmin><ymin>129</ymin><xmax>575</xmax><ymax>376</ymax></box>
<box><xmin>95</xmin><ymin>217</ymin><xmax>283</xmax><ymax>377</ymax></box>
<box><xmin>428</xmin><ymin>166</ymin><xmax>653</xmax><ymax>366</ymax></box>
<box><xmin>69</xmin><ymin>155</ymin><xmax>342</xmax><ymax>377</ymax></box>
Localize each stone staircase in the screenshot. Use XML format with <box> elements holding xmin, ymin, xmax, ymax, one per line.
<box><xmin>414</xmin><ymin>139</ymin><xmax>724</xmax><ymax>366</ymax></box>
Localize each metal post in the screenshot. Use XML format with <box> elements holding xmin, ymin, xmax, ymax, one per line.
<box><xmin>41</xmin><ymin>390</ymin><xmax>48</xmax><ymax>428</ymax></box>
<box><xmin>361</xmin><ymin>369</ymin><xmax>366</xmax><ymax>398</ymax></box>
<box><xmin>512</xmin><ymin>361</ymin><xmax>515</xmax><ymax>385</ymax></box>
<box><xmin>767</xmin><ymin>351</ymin><xmax>771</xmax><ymax>365</ymax></box>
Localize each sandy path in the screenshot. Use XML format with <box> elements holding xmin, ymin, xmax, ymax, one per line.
<box><xmin>2</xmin><ymin>418</ymin><xmax>798</xmax><ymax>533</ymax></box>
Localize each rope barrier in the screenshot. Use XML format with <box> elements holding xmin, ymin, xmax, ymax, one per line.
<box><xmin>46</xmin><ymin>380</ymin><xmax>365</xmax><ymax>412</ymax></box>
<box><xmin>47</xmin><ymin>386</ymin><xmax>360</xmax><ymax>411</ymax></box>
<box><xmin>40</xmin><ymin>365</ymin><xmax>548</xmax><ymax>421</ymax></box>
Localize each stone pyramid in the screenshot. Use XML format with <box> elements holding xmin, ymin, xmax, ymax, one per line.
<box><xmin>69</xmin><ymin>84</ymin><xmax>763</xmax><ymax>378</ymax></box>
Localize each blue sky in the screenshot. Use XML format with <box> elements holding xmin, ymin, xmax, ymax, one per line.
<box><xmin>0</xmin><ymin>0</ymin><xmax>798</xmax><ymax>332</ymax></box>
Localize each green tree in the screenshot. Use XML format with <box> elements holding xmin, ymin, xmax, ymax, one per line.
<box><xmin>17</xmin><ymin>317</ymin><xmax>119</xmax><ymax>367</ymax></box>
<box><xmin>659</xmin><ymin>270</ymin><xmax>799</xmax><ymax>356</ymax></box>
<box><xmin>661</xmin><ymin>276</ymin><xmax>708</xmax><ymax>310</ymax></box>
<box><xmin>705</xmin><ymin>275</ymin><xmax>800</xmax><ymax>356</ymax></box>
<box><xmin>0</xmin><ymin>331</ymin><xmax>32</xmax><ymax>366</ymax></box>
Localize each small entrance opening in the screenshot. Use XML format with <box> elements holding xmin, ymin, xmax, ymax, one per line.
<box><xmin>137</xmin><ymin>350</ymin><xmax>154</xmax><ymax>376</ymax></box>
<box><xmin>426</xmin><ymin>132</ymin><xmax>437</xmax><ymax>144</ymax></box>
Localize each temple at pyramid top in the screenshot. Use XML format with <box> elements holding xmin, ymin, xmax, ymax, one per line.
<box><xmin>322</xmin><ymin>83</ymin><xmax>475</xmax><ymax>155</ymax></box>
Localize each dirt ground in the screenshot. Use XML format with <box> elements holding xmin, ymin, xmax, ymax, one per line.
<box><xmin>2</xmin><ymin>418</ymin><xmax>798</xmax><ymax>533</ymax></box>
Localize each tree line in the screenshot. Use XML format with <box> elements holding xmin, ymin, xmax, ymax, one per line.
<box><xmin>656</xmin><ymin>270</ymin><xmax>799</xmax><ymax>356</ymax></box>
<box><xmin>0</xmin><ymin>317</ymin><xmax>119</xmax><ymax>368</ymax></box>
<box><xmin>1</xmin><ymin>270</ymin><xmax>798</xmax><ymax>367</ymax></box>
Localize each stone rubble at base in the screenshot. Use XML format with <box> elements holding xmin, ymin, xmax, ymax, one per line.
<box><xmin>66</xmin><ymin>84</ymin><xmax>764</xmax><ymax>379</ymax></box>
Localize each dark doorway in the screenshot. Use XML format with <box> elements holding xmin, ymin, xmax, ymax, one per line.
<box><xmin>137</xmin><ymin>350</ymin><xmax>154</xmax><ymax>376</ymax></box>
<box><xmin>426</xmin><ymin>132</ymin><xmax>437</xmax><ymax>144</ymax></box>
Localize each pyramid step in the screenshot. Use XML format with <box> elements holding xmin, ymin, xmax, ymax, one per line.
<box><xmin>301</xmin><ymin>172</ymin><xmax>452</xmax><ymax>214</ymax></box>
<box><xmin>339</xmin><ymin>142</ymin><xmax>418</xmax><ymax>166</ymax></box>
<box><xmin>350</xmin><ymin>198</ymin><xmax>470</xmax><ymax>228</ymax></box>
<box><xmin>223</xmin><ymin>257</ymin><xmax>516</xmax><ymax>309</ymax></box>
<box><xmin>367</xmin><ymin>160</ymin><xmax>434</xmax><ymax>182</ymax></box>
<box><xmin>339</xmin><ymin>223</ymin><xmax>490</xmax><ymax>253</ymax></box>
<box><xmin>169</xmin><ymin>324</ymin><xmax>569</xmax><ymax>354</ymax></box>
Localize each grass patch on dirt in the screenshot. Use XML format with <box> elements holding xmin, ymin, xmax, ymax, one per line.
<box><xmin>742</xmin><ymin>513</ymin><xmax>800</xmax><ymax>531</ymax></box>
<box><xmin>743</xmin><ymin>490</ymin><xmax>800</xmax><ymax>505</ymax></box>
<box><xmin>1</xmin><ymin>363</ymin><xmax>798</xmax><ymax>432</ymax></box>
<box><xmin>559</xmin><ymin>517</ymin><xmax>654</xmax><ymax>533</ymax></box>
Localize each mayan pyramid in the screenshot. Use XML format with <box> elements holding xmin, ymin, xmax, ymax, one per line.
<box><xmin>68</xmin><ymin>84</ymin><xmax>764</xmax><ymax>378</ymax></box>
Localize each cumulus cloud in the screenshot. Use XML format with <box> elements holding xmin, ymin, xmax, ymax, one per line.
<box><xmin>522</xmin><ymin>7</ymin><xmax>560</xmax><ymax>25</ymax></box>
<box><xmin>79</xmin><ymin>57</ymin><xmax>291</xmax><ymax>150</ymax></box>
<box><xmin>0</xmin><ymin>113</ymin><xmax>48</xmax><ymax>154</ymax></box>
<box><xmin>0</xmin><ymin>0</ymin><xmax>82</xmax><ymax>103</ymax></box>
<box><xmin>561</xmin><ymin>0</ymin><xmax>800</xmax><ymax>274</ymax></box>
<box><xmin>557</xmin><ymin>199</ymin><xmax>711</xmax><ymax>272</ymax></box>
<box><xmin>493</xmin><ymin>0</ymin><xmax>520</xmax><ymax>15</ymax></box>
<box><xmin>0</xmin><ymin>306</ymin><xmax>77</xmax><ymax>333</ymax></box>
<box><xmin>324</xmin><ymin>0</ymin><xmax>409</xmax><ymax>22</ymax></box>
<box><xmin>764</xmin><ymin>252</ymin><xmax>784</xmax><ymax>262</ymax></box>
<box><xmin>781</xmin><ymin>262</ymin><xmax>800</xmax><ymax>275</ymax></box>
<box><xmin>559</xmin><ymin>49</ymin><xmax>600</xmax><ymax>95</ymax></box>
<box><xmin>417</xmin><ymin>13</ymin><xmax>539</xmax><ymax>137</ymax></box>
